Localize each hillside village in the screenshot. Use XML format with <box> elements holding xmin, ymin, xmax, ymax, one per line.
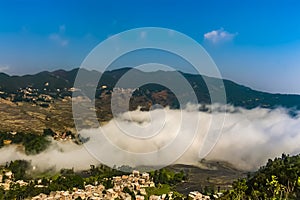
<box><xmin>0</xmin><ymin>164</ymin><xmax>224</xmax><ymax>200</ymax></box>
<box><xmin>32</xmin><ymin>170</ymin><xmax>157</xmax><ymax>200</ymax></box>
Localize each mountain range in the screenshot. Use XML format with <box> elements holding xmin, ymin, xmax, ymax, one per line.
<box><xmin>0</xmin><ymin>68</ymin><xmax>300</xmax><ymax>111</ymax></box>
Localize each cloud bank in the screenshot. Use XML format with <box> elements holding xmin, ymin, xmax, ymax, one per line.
<box><xmin>0</xmin><ymin>139</ymin><xmax>99</xmax><ymax>172</ymax></box>
<box><xmin>185</xmin><ymin>107</ymin><xmax>300</xmax><ymax>170</ymax></box>
<box><xmin>0</xmin><ymin>105</ymin><xmax>299</xmax><ymax>172</ymax></box>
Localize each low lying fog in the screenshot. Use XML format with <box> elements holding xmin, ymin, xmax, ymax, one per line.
<box><xmin>1</xmin><ymin>105</ymin><xmax>299</xmax><ymax>172</ymax></box>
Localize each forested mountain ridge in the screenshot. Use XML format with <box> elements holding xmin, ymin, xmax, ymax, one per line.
<box><xmin>0</xmin><ymin>68</ymin><xmax>299</xmax><ymax>110</ymax></box>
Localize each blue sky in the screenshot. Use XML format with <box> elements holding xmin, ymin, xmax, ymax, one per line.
<box><xmin>0</xmin><ymin>0</ymin><xmax>300</xmax><ymax>94</ymax></box>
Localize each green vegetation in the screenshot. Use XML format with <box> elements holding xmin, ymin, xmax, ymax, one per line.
<box><xmin>145</xmin><ymin>184</ymin><xmax>184</xmax><ymax>199</ymax></box>
<box><xmin>84</xmin><ymin>164</ymin><xmax>130</xmax><ymax>185</ymax></box>
<box><xmin>123</xmin><ymin>186</ymin><xmax>135</xmax><ymax>199</ymax></box>
<box><xmin>1</xmin><ymin>182</ymin><xmax>51</xmax><ymax>200</ymax></box>
<box><xmin>23</xmin><ymin>134</ymin><xmax>50</xmax><ymax>155</ymax></box>
<box><xmin>146</xmin><ymin>184</ymin><xmax>171</xmax><ymax>195</ymax></box>
<box><xmin>7</xmin><ymin>160</ymin><xmax>31</xmax><ymax>181</ymax></box>
<box><xmin>150</xmin><ymin>168</ymin><xmax>186</xmax><ymax>185</ymax></box>
<box><xmin>0</xmin><ymin>161</ymin><xmax>188</xmax><ymax>200</ymax></box>
<box><xmin>0</xmin><ymin>130</ymin><xmax>51</xmax><ymax>155</ymax></box>
<box><xmin>144</xmin><ymin>169</ymin><xmax>186</xmax><ymax>199</ymax></box>
<box><xmin>0</xmin><ymin>160</ymin><xmax>51</xmax><ymax>199</ymax></box>
<box><xmin>3</xmin><ymin>154</ymin><xmax>300</xmax><ymax>199</ymax></box>
<box><xmin>0</xmin><ymin>162</ymin><xmax>84</xmax><ymax>199</ymax></box>
<box><xmin>221</xmin><ymin>154</ymin><xmax>300</xmax><ymax>199</ymax></box>
<box><xmin>48</xmin><ymin>169</ymin><xmax>84</xmax><ymax>191</ymax></box>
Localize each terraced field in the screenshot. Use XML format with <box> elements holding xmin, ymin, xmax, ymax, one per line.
<box><xmin>169</xmin><ymin>161</ymin><xmax>246</xmax><ymax>194</ymax></box>
<box><xmin>0</xmin><ymin>98</ymin><xmax>74</xmax><ymax>134</ymax></box>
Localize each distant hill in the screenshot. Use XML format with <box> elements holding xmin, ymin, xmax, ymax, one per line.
<box><xmin>0</xmin><ymin>68</ymin><xmax>300</xmax><ymax>111</ymax></box>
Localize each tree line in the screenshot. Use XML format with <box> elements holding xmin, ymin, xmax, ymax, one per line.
<box><xmin>221</xmin><ymin>154</ymin><xmax>300</xmax><ymax>199</ymax></box>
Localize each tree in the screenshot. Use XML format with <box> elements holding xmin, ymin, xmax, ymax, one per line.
<box><xmin>227</xmin><ymin>179</ymin><xmax>248</xmax><ymax>200</ymax></box>
<box><xmin>266</xmin><ymin>175</ymin><xmax>285</xmax><ymax>199</ymax></box>
<box><xmin>43</xmin><ymin>128</ymin><xmax>55</xmax><ymax>136</ymax></box>
<box><xmin>23</xmin><ymin>135</ymin><xmax>50</xmax><ymax>155</ymax></box>
<box><xmin>8</xmin><ymin>160</ymin><xmax>31</xmax><ymax>180</ymax></box>
<box><xmin>221</xmin><ymin>154</ymin><xmax>300</xmax><ymax>200</ymax></box>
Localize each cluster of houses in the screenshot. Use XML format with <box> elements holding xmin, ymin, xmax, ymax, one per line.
<box><xmin>0</xmin><ymin>169</ymin><xmax>28</xmax><ymax>190</ymax></box>
<box><xmin>0</xmin><ymin>168</ymin><xmax>224</xmax><ymax>200</ymax></box>
<box><xmin>52</xmin><ymin>131</ymin><xmax>73</xmax><ymax>141</ymax></box>
<box><xmin>0</xmin><ymin>170</ymin><xmax>13</xmax><ymax>190</ymax></box>
<box><xmin>6</xmin><ymin>84</ymin><xmax>73</xmax><ymax>108</ymax></box>
<box><xmin>17</xmin><ymin>87</ymin><xmax>53</xmax><ymax>102</ymax></box>
<box><xmin>32</xmin><ymin>171</ymin><xmax>172</xmax><ymax>200</ymax></box>
<box><xmin>1</xmin><ymin>131</ymin><xmax>17</xmax><ymax>146</ymax></box>
<box><xmin>32</xmin><ymin>185</ymin><xmax>108</xmax><ymax>200</ymax></box>
<box><xmin>188</xmin><ymin>191</ymin><xmax>224</xmax><ymax>200</ymax></box>
<box><xmin>31</xmin><ymin>170</ymin><xmax>182</xmax><ymax>200</ymax></box>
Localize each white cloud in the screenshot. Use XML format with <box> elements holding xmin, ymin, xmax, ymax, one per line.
<box><xmin>79</xmin><ymin>105</ymin><xmax>300</xmax><ymax>171</ymax></box>
<box><xmin>204</xmin><ymin>28</ymin><xmax>237</xmax><ymax>44</ymax></box>
<box><xmin>0</xmin><ymin>65</ymin><xmax>10</xmax><ymax>73</ymax></box>
<box><xmin>0</xmin><ymin>105</ymin><xmax>299</xmax><ymax>172</ymax></box>
<box><xmin>49</xmin><ymin>25</ymin><xmax>69</xmax><ymax>47</ymax></box>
